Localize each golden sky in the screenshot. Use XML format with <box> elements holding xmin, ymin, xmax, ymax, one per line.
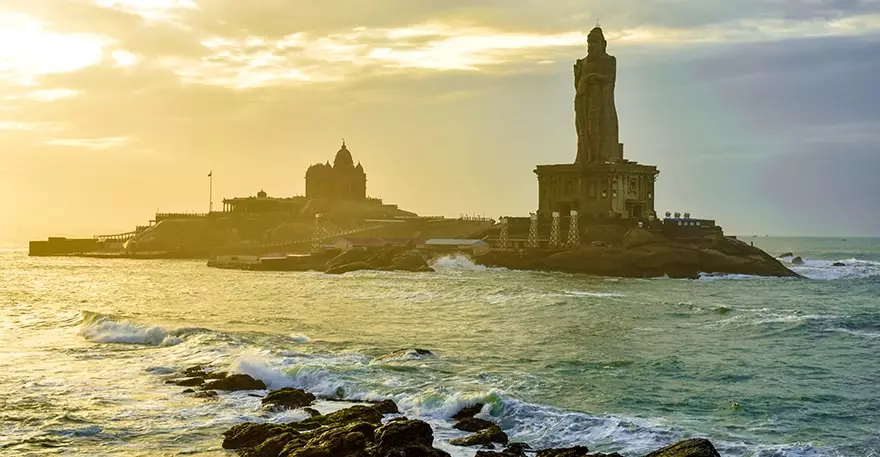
<box><xmin>2</xmin><ymin>0</ymin><xmax>880</xmax><ymax>243</ymax></box>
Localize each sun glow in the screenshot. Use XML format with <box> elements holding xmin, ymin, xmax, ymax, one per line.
<box><xmin>0</xmin><ymin>13</ymin><xmax>106</xmax><ymax>85</ymax></box>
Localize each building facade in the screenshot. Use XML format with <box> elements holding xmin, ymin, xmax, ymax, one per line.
<box><xmin>535</xmin><ymin>159</ymin><xmax>658</xmax><ymax>220</ymax></box>
<box><xmin>305</xmin><ymin>141</ymin><xmax>367</xmax><ymax>201</ymax></box>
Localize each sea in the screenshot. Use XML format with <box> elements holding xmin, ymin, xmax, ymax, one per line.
<box><xmin>1</xmin><ymin>237</ymin><xmax>878</xmax><ymax>457</ymax></box>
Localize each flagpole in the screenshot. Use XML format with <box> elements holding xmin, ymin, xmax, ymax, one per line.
<box><xmin>208</xmin><ymin>170</ymin><xmax>213</xmax><ymax>213</ymax></box>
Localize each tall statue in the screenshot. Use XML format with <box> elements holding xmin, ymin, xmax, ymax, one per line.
<box><xmin>574</xmin><ymin>27</ymin><xmax>620</xmax><ymax>164</ymax></box>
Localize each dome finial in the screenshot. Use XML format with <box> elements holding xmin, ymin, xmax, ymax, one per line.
<box><xmin>341</xmin><ymin>137</ymin><xmax>346</xmax><ymax>148</ymax></box>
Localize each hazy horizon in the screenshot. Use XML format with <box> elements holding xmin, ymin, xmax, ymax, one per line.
<box><xmin>3</xmin><ymin>1</ymin><xmax>879</xmax><ymax>244</ymax></box>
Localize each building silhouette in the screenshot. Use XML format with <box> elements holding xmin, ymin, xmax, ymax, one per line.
<box><xmin>305</xmin><ymin>141</ymin><xmax>367</xmax><ymax>201</ymax></box>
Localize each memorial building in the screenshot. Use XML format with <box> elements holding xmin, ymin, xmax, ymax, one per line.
<box><xmin>535</xmin><ymin>27</ymin><xmax>659</xmax><ymax>221</ymax></box>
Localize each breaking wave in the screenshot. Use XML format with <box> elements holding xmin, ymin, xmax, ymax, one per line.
<box><xmin>429</xmin><ymin>254</ymin><xmax>487</xmax><ymax>271</ymax></box>
<box><xmin>78</xmin><ymin>311</ymin><xmax>183</xmax><ymax>346</ymax></box>
<box><xmin>783</xmin><ymin>257</ymin><xmax>880</xmax><ymax>280</ymax></box>
<box><xmin>198</xmin><ymin>347</ymin><xmax>836</xmax><ymax>457</ymax></box>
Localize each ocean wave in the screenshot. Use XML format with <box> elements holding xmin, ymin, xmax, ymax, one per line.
<box><xmin>170</xmin><ymin>345</ymin><xmax>847</xmax><ymax>457</ymax></box>
<box><xmin>289</xmin><ymin>334</ymin><xmax>310</xmax><ymax>344</ymax></box>
<box><xmin>430</xmin><ymin>255</ymin><xmax>488</xmax><ymax>272</ymax></box>
<box><xmin>786</xmin><ymin>257</ymin><xmax>880</xmax><ymax>281</ymax></box>
<box><xmin>78</xmin><ymin>311</ymin><xmax>183</xmax><ymax>346</ymax></box>
<box><xmin>563</xmin><ymin>290</ymin><xmax>626</xmax><ymax>298</ymax></box>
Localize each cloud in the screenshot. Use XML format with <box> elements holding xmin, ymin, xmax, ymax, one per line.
<box><xmin>44</xmin><ymin>136</ymin><xmax>131</xmax><ymax>149</ymax></box>
<box><xmin>0</xmin><ymin>12</ymin><xmax>107</xmax><ymax>85</ymax></box>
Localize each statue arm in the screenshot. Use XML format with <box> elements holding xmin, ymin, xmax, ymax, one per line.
<box><xmin>574</xmin><ymin>61</ymin><xmax>582</xmax><ymax>90</ymax></box>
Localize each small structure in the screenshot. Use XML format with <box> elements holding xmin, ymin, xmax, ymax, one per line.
<box><xmin>497</xmin><ymin>217</ymin><xmax>510</xmax><ymax>249</ymax></box>
<box><xmin>662</xmin><ymin>212</ymin><xmax>721</xmax><ymax>239</ymax></box>
<box><xmin>333</xmin><ymin>238</ymin><xmax>419</xmax><ymax>251</ymax></box>
<box><xmin>418</xmin><ymin>239</ymin><xmax>491</xmax><ymax>257</ymax></box>
<box><xmin>566</xmin><ymin>210</ymin><xmax>580</xmax><ymax>247</ymax></box>
<box><xmin>527</xmin><ymin>213</ymin><xmax>539</xmax><ymax>248</ymax></box>
<box><xmin>549</xmin><ymin>212</ymin><xmax>562</xmax><ymax>248</ymax></box>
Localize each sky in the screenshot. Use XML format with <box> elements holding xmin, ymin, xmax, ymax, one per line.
<box><xmin>1</xmin><ymin>0</ymin><xmax>879</xmax><ymax>245</ymax></box>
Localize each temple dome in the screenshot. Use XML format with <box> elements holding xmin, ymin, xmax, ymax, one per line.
<box><xmin>334</xmin><ymin>141</ymin><xmax>354</xmax><ymax>169</ymax></box>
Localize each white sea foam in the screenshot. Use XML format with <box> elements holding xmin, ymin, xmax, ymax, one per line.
<box><xmin>430</xmin><ymin>255</ymin><xmax>488</xmax><ymax>271</ymax></box>
<box><xmin>78</xmin><ymin>312</ymin><xmax>182</xmax><ymax>346</ymax></box>
<box><xmin>784</xmin><ymin>257</ymin><xmax>880</xmax><ymax>280</ymax></box>
<box><xmin>563</xmin><ymin>290</ymin><xmax>625</xmax><ymax>298</ymax></box>
<box><xmin>289</xmin><ymin>334</ymin><xmax>310</xmax><ymax>344</ymax></box>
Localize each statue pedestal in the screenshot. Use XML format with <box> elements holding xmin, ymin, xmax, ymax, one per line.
<box><xmin>535</xmin><ymin>160</ymin><xmax>659</xmax><ymax>221</ymax></box>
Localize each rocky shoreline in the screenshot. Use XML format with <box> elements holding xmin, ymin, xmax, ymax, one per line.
<box><xmin>164</xmin><ymin>362</ymin><xmax>723</xmax><ymax>457</ymax></box>
<box><xmin>208</xmin><ymin>229</ymin><xmax>799</xmax><ymax>279</ymax></box>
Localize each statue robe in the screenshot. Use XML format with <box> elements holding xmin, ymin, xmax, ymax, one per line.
<box><xmin>574</xmin><ymin>54</ymin><xmax>620</xmax><ymax>164</ymax></box>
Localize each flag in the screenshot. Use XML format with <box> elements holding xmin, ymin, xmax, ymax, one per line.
<box><xmin>207</xmin><ymin>170</ymin><xmax>212</xmax><ymax>177</ymax></box>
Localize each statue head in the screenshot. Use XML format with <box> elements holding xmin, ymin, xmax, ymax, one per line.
<box><xmin>587</xmin><ymin>26</ymin><xmax>607</xmax><ymax>56</ymax></box>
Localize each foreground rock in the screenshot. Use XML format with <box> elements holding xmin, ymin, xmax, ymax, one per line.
<box><xmin>478</xmin><ymin>229</ymin><xmax>799</xmax><ymax>279</ymax></box>
<box><xmin>262</xmin><ymin>388</ymin><xmax>316</xmax><ymax>410</ymax></box>
<box><xmin>204</xmin><ymin>373</ymin><xmax>266</xmax><ymax>391</ymax></box>
<box><xmin>449</xmin><ymin>425</ymin><xmax>508</xmax><ymax>447</ymax></box>
<box><xmin>181</xmin><ymin>367</ymin><xmax>724</xmax><ymax>457</ymax></box>
<box><xmin>222</xmin><ymin>402</ymin><xmax>451</xmax><ymax>457</ymax></box>
<box><xmin>643</xmin><ymin>438</ymin><xmax>721</xmax><ymax>457</ymax></box>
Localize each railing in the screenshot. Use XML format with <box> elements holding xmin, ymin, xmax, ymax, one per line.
<box><xmin>253</xmin><ymin>223</ymin><xmax>390</xmax><ymax>249</ymax></box>
<box><xmin>155</xmin><ymin>212</ymin><xmax>209</xmax><ymax>219</ymax></box>
<box><xmin>94</xmin><ymin>231</ymin><xmax>139</xmax><ymax>242</ymax></box>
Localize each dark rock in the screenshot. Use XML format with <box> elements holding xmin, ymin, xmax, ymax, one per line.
<box><xmin>325</xmin><ymin>261</ymin><xmax>373</xmax><ymax>275</ymax></box>
<box><xmin>791</xmin><ymin>256</ymin><xmax>805</xmax><ymax>265</ymax></box>
<box><xmin>166</xmin><ymin>377</ymin><xmax>204</xmax><ymax>387</ymax></box>
<box><xmin>833</xmin><ymin>262</ymin><xmax>846</xmax><ymax>267</ymax></box>
<box><xmin>283</xmin><ymin>422</ymin><xmax>377</xmax><ymax>457</ymax></box>
<box><xmin>390</xmin><ymin>251</ymin><xmax>431</xmax><ymax>272</ymax></box>
<box><xmin>449</xmin><ymin>425</ymin><xmax>508</xmax><ymax>447</ymax></box>
<box><xmin>182</xmin><ymin>364</ymin><xmax>208</xmax><ymax>377</ymax></box>
<box><xmin>778</xmin><ymin>252</ymin><xmax>794</xmax><ymax>258</ymax></box>
<box><xmin>222</xmin><ymin>423</ymin><xmax>294</xmax><ymax>449</ymax></box>
<box><xmin>476</xmin><ymin>445</ymin><xmax>531</xmax><ymax>457</ymax></box>
<box><xmin>374</xmin><ymin>419</ymin><xmax>434</xmax><ymax>449</ymax></box>
<box><xmin>324</xmin><ymin>248</ymin><xmax>371</xmax><ymax>271</ymax></box>
<box><xmin>452</xmin><ymin>403</ymin><xmax>485</xmax><ymax>420</ymax></box>
<box><xmin>182</xmin><ymin>388</ymin><xmax>195</xmax><ymax>394</ymax></box>
<box><xmin>535</xmin><ymin>446</ymin><xmax>590</xmax><ymax>457</ymax></box>
<box><xmin>205</xmin><ymin>370</ymin><xmax>228</xmax><ymax>380</ymax></box>
<box><xmin>203</xmin><ymin>373</ymin><xmax>266</xmax><ymax>391</ymax></box>
<box><xmin>303</xmin><ymin>408</ymin><xmax>322</xmax><ymax>418</ymax></box>
<box><xmin>506</xmin><ymin>443</ymin><xmax>531</xmax><ymax>454</ymax></box>
<box><xmin>241</xmin><ymin>432</ymin><xmax>298</xmax><ymax>457</ymax></box>
<box><xmin>477</xmin><ymin>234</ymin><xmax>800</xmax><ymax>279</ymax></box>
<box><xmin>643</xmin><ymin>439</ymin><xmax>721</xmax><ymax>457</ymax></box>
<box><xmin>261</xmin><ymin>387</ymin><xmax>316</xmax><ymax>410</ymax></box>
<box><xmin>370</xmin><ymin>399</ymin><xmax>400</xmax><ymax>414</ymax></box>
<box><xmin>376</xmin><ymin>348</ymin><xmax>434</xmax><ymax>362</ymax></box>
<box><xmin>454</xmin><ymin>417</ymin><xmax>496</xmax><ymax>432</ymax></box>
<box><xmin>291</xmin><ymin>405</ymin><xmax>383</xmax><ymax>431</ymax></box>
<box><xmin>194</xmin><ymin>390</ymin><xmax>218</xmax><ymax>399</ymax></box>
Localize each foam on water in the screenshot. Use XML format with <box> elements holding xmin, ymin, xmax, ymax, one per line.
<box><xmin>785</xmin><ymin>257</ymin><xmax>880</xmax><ymax>280</ymax></box>
<box><xmin>563</xmin><ymin>290</ymin><xmax>626</xmax><ymax>298</ymax></box>
<box><xmin>78</xmin><ymin>312</ymin><xmax>182</xmax><ymax>346</ymax></box>
<box><xmin>289</xmin><ymin>334</ymin><xmax>310</xmax><ymax>344</ymax></box>
<box><xmin>430</xmin><ymin>255</ymin><xmax>488</xmax><ymax>272</ymax></box>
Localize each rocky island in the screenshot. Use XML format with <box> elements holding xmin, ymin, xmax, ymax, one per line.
<box><xmin>31</xmin><ymin>26</ymin><xmax>798</xmax><ymax>283</ymax></box>
<box><xmin>209</xmin><ymin>224</ymin><xmax>798</xmax><ymax>279</ymax></box>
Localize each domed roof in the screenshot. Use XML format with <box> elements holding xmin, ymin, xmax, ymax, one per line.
<box><xmin>333</xmin><ymin>140</ymin><xmax>354</xmax><ymax>169</ymax></box>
